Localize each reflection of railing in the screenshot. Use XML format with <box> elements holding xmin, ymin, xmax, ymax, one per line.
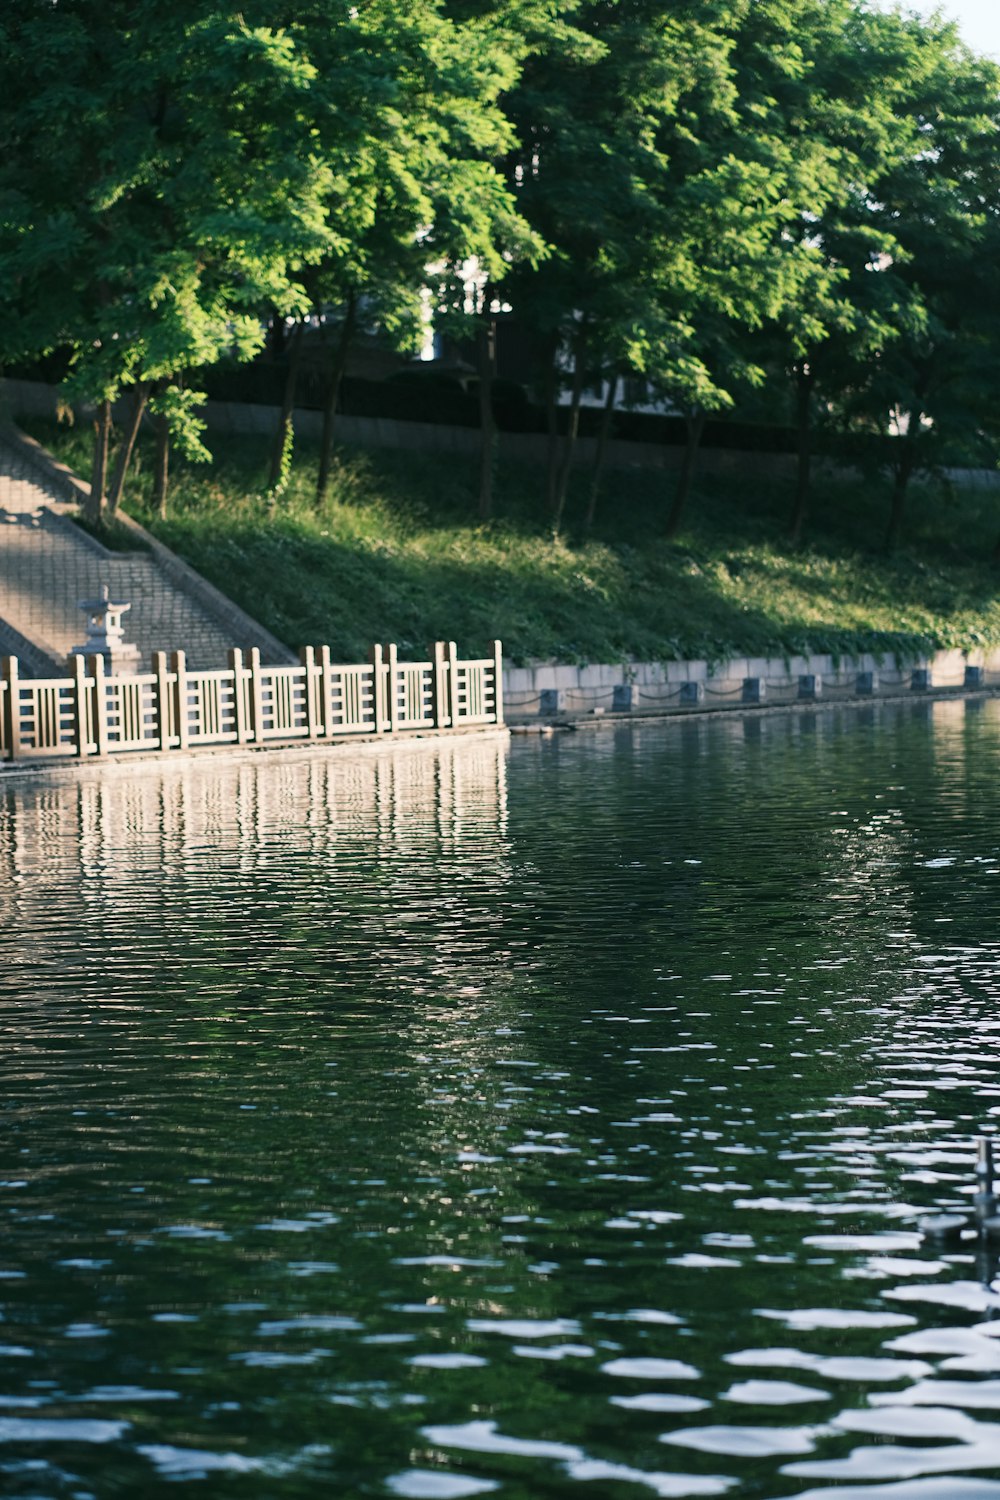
<box><xmin>0</xmin><ymin>641</ymin><xmax>504</xmax><ymax>763</ymax></box>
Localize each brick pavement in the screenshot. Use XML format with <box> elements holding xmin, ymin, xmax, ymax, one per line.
<box><xmin>0</xmin><ymin>436</ymin><xmax>291</xmax><ymax>677</ymax></box>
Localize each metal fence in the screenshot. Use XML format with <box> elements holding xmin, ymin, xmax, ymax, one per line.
<box><xmin>0</xmin><ymin>641</ymin><xmax>503</xmax><ymax>764</ymax></box>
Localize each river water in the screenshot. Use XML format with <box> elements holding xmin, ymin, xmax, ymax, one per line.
<box><xmin>4</xmin><ymin>702</ymin><xmax>1000</xmax><ymax>1499</ymax></box>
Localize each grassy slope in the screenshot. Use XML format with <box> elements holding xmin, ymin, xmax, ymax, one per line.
<box><xmin>20</xmin><ymin>416</ymin><xmax>1000</xmax><ymax>666</ymax></box>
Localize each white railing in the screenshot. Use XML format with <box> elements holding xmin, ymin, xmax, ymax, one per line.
<box><xmin>0</xmin><ymin>640</ymin><xmax>503</xmax><ymax>764</ymax></box>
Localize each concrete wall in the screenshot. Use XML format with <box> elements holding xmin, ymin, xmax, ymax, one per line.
<box><xmin>7</xmin><ymin>377</ymin><xmax>1000</xmax><ymax>486</ymax></box>
<box><xmin>502</xmin><ymin>647</ymin><xmax>1000</xmax><ymax>717</ymax></box>
<box><xmin>0</xmin><ymin>377</ymin><xmax>806</xmax><ymax>479</ymax></box>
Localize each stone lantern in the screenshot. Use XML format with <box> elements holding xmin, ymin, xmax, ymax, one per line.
<box><xmin>68</xmin><ymin>584</ymin><xmax>142</xmax><ymax>675</ymax></box>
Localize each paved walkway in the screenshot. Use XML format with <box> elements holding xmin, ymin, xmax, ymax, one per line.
<box><xmin>0</xmin><ymin>436</ymin><xmax>289</xmax><ymax>676</ymax></box>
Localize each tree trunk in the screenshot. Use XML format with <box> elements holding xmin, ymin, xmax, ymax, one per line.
<box><xmin>477</xmin><ymin>303</ymin><xmax>497</xmax><ymax>521</ymax></box>
<box><xmin>544</xmin><ymin>331</ymin><xmax>561</xmax><ymax>514</ymax></box>
<box><xmin>788</xmin><ymin>362</ymin><xmax>815</xmax><ymax>545</ymax></box>
<box><xmin>551</xmin><ymin>325</ymin><xmax>587</xmax><ymax>536</ymax></box>
<box><xmin>267</xmin><ymin>308</ymin><xmax>286</xmax><ymax>359</ymax></box>
<box><xmin>885</xmin><ymin>420</ymin><xmax>919</xmax><ymax>552</ymax></box>
<box><xmin>153</xmin><ymin>412</ymin><xmax>170</xmax><ymax>519</ymax></box>
<box><xmin>105</xmin><ymin>383</ymin><xmax>150</xmax><ymax>517</ymax></box>
<box><xmin>583</xmin><ymin>375</ymin><xmax>617</xmax><ymax>536</ymax></box>
<box><xmin>664</xmin><ymin>409</ymin><xmax>706</xmax><ymax>539</ymax></box>
<box><xmin>267</xmin><ymin>318</ymin><xmax>305</xmax><ymax>492</ymax></box>
<box><xmin>316</xmin><ymin>292</ymin><xmax>358</xmax><ymax>507</ymax></box>
<box><xmin>88</xmin><ymin>399</ymin><xmax>111</xmax><ymax>525</ymax></box>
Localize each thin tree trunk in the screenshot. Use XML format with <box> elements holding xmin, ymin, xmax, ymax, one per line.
<box><xmin>316</xmin><ymin>292</ymin><xmax>358</xmax><ymax>507</ymax></box>
<box><xmin>268</xmin><ymin>319</ymin><xmax>305</xmax><ymax>491</ymax></box>
<box><xmin>105</xmin><ymin>383</ymin><xmax>150</xmax><ymax>517</ymax></box>
<box><xmin>664</xmin><ymin>408</ymin><xmax>706</xmax><ymax>540</ymax></box>
<box><xmin>788</xmin><ymin>362</ymin><xmax>815</xmax><ymax>545</ymax></box>
<box><xmin>583</xmin><ymin>374</ymin><xmax>617</xmax><ymax>536</ymax></box>
<box><xmin>885</xmin><ymin>420</ymin><xmax>919</xmax><ymax>552</ymax></box>
<box><xmin>477</xmin><ymin>301</ymin><xmax>497</xmax><ymax>521</ymax></box>
<box><xmin>551</xmin><ymin>325</ymin><xmax>587</xmax><ymax>535</ymax></box>
<box><xmin>544</xmin><ymin>330</ymin><xmax>561</xmax><ymax>514</ymax></box>
<box><xmin>153</xmin><ymin>412</ymin><xmax>170</xmax><ymax>519</ymax></box>
<box><xmin>267</xmin><ymin>308</ymin><xmax>286</xmax><ymax>359</ymax></box>
<box><xmin>89</xmin><ymin>399</ymin><xmax>111</xmax><ymax>525</ymax></box>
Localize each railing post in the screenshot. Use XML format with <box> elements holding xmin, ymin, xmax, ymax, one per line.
<box><xmin>248</xmin><ymin>646</ymin><xmax>267</xmax><ymax>743</ymax></box>
<box><xmin>2</xmin><ymin>657</ymin><xmax>21</xmax><ymax>761</ymax></box>
<box><xmin>319</xmin><ymin>645</ymin><xmax>333</xmax><ymax>737</ymax></box>
<box><xmin>447</xmin><ymin>640</ymin><xmax>460</xmax><ymax>726</ymax></box>
<box><xmin>71</xmin><ymin>654</ymin><xmax>90</xmax><ymax>757</ymax></box>
<box><xmin>490</xmin><ymin>639</ymin><xmax>504</xmax><ymax>725</ymax></box>
<box><xmin>300</xmin><ymin>646</ymin><xmax>319</xmax><ymax>740</ymax></box>
<box><xmin>430</xmin><ymin>641</ymin><xmax>448</xmax><ymax>728</ymax></box>
<box><xmin>90</xmin><ymin>654</ymin><xmax>109</xmax><ymax>757</ymax></box>
<box><xmin>369</xmin><ymin>644</ymin><xmax>386</xmax><ymax>734</ymax></box>
<box><xmin>387</xmin><ymin>643</ymin><xmax>399</xmax><ymax>734</ymax></box>
<box><xmin>228</xmin><ymin>648</ymin><xmax>248</xmax><ymax>746</ymax></box>
<box><xmin>151</xmin><ymin>650</ymin><xmax>170</xmax><ymax>752</ymax></box>
<box><xmin>170</xmin><ymin>649</ymin><xmax>189</xmax><ymax>751</ymax></box>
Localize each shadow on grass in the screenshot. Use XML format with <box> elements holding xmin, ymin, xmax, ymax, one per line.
<box><xmin>15</xmin><ymin>416</ymin><xmax>1000</xmax><ymax>664</ymax></box>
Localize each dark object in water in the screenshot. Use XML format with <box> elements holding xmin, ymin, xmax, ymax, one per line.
<box><xmin>918</xmin><ymin>1212</ymin><xmax>970</xmax><ymax>1240</ymax></box>
<box><xmin>975</xmin><ymin>1137</ymin><xmax>998</xmax><ymax>1224</ymax></box>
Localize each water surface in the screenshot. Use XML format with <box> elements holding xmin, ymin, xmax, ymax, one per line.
<box><xmin>4</xmin><ymin>703</ymin><xmax>1000</xmax><ymax>1498</ymax></box>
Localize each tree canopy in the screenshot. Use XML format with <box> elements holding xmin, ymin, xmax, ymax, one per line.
<box><xmin>1</xmin><ymin>0</ymin><xmax>999</xmax><ymax>545</ymax></box>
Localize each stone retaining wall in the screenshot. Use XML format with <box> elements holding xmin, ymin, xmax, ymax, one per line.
<box><xmin>503</xmin><ymin>647</ymin><xmax>1000</xmax><ymax>718</ymax></box>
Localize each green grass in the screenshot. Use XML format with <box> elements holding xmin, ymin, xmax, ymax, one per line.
<box><xmin>19</xmin><ymin>415</ymin><xmax>1000</xmax><ymax>666</ymax></box>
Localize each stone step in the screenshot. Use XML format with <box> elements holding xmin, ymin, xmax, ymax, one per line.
<box><xmin>0</xmin><ymin>433</ymin><xmax>291</xmax><ymax>676</ymax></box>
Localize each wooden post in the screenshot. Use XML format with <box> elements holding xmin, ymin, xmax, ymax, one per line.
<box><xmin>249</xmin><ymin>647</ymin><xmax>265</xmax><ymax>742</ymax></box>
<box><xmin>369</xmin><ymin>644</ymin><xmax>386</xmax><ymax>733</ymax></box>
<box><xmin>228</xmin><ymin>648</ymin><xmax>248</xmax><ymax>745</ymax></box>
<box><xmin>170</xmin><ymin>649</ymin><xmax>189</xmax><ymax>750</ymax></box>
<box><xmin>319</xmin><ymin>645</ymin><xmax>333</xmax><ymax>737</ymax></box>
<box><xmin>2</xmin><ymin>657</ymin><xmax>21</xmax><ymax>761</ymax></box>
<box><xmin>300</xmin><ymin>646</ymin><xmax>319</xmax><ymax>740</ymax></box>
<box><xmin>71</xmin><ymin>654</ymin><xmax>90</xmax><ymax>757</ymax></box>
<box><xmin>387</xmin><ymin>643</ymin><xmax>399</xmax><ymax>734</ymax></box>
<box><xmin>490</xmin><ymin>639</ymin><xmax>504</xmax><ymax>725</ymax></box>
<box><xmin>430</xmin><ymin>642</ymin><xmax>448</xmax><ymax>728</ymax></box>
<box><xmin>90</xmin><ymin>654</ymin><xmax>109</xmax><ymax>757</ymax></box>
<box><xmin>447</xmin><ymin>640</ymin><xmax>460</xmax><ymax>726</ymax></box>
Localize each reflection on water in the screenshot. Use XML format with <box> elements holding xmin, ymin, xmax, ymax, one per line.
<box><xmin>4</xmin><ymin>704</ymin><xmax>1000</xmax><ymax>1496</ymax></box>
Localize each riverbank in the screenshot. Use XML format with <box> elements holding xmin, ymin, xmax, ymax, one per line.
<box><xmin>16</xmin><ymin>416</ymin><xmax>1000</xmax><ymax>669</ymax></box>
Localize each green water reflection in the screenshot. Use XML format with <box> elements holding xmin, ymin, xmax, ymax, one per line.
<box><xmin>3</xmin><ymin>704</ymin><xmax>1000</xmax><ymax>1497</ymax></box>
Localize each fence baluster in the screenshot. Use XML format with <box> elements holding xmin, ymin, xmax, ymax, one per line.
<box><xmin>249</xmin><ymin>647</ymin><xmax>265</xmax><ymax>741</ymax></box>
<box><xmin>300</xmin><ymin>646</ymin><xmax>319</xmax><ymax>740</ymax></box>
<box><xmin>430</xmin><ymin>642</ymin><xmax>447</xmax><ymax>729</ymax></box>
<box><xmin>490</xmin><ymin>639</ymin><xmax>504</xmax><ymax>725</ymax></box>
<box><xmin>370</xmin><ymin>644</ymin><xmax>386</xmax><ymax>733</ymax></box>
<box><xmin>170</xmin><ymin>649</ymin><xmax>189</xmax><ymax>750</ymax></box>
<box><xmin>89</xmin><ymin>655</ymin><xmax>109</xmax><ymax>757</ymax></box>
<box><xmin>71</xmin><ymin>655</ymin><xmax>90</xmax><ymax>757</ymax></box>
<box><xmin>228</xmin><ymin>649</ymin><xmax>248</xmax><ymax>745</ymax></box>
<box><xmin>387</xmin><ymin>643</ymin><xmax>399</xmax><ymax>734</ymax></box>
<box><xmin>2</xmin><ymin>657</ymin><xmax>21</xmax><ymax>761</ymax></box>
<box><xmin>149</xmin><ymin>651</ymin><xmax>168</xmax><ymax>751</ymax></box>
<box><xmin>447</xmin><ymin>640</ymin><xmax>460</xmax><ymax>726</ymax></box>
<box><xmin>319</xmin><ymin>645</ymin><xmax>333</xmax><ymax>737</ymax></box>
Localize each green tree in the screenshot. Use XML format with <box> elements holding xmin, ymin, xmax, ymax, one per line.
<box><xmin>839</xmin><ymin>17</ymin><xmax>1000</xmax><ymax>550</ymax></box>
<box><xmin>0</xmin><ymin>1</ymin><xmax>332</xmax><ymax>521</ymax></box>
<box><xmin>499</xmin><ymin>0</ymin><xmax>861</xmax><ymax>539</ymax></box>
<box><xmin>292</xmin><ymin>0</ymin><xmax>543</xmax><ymax>512</ymax></box>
